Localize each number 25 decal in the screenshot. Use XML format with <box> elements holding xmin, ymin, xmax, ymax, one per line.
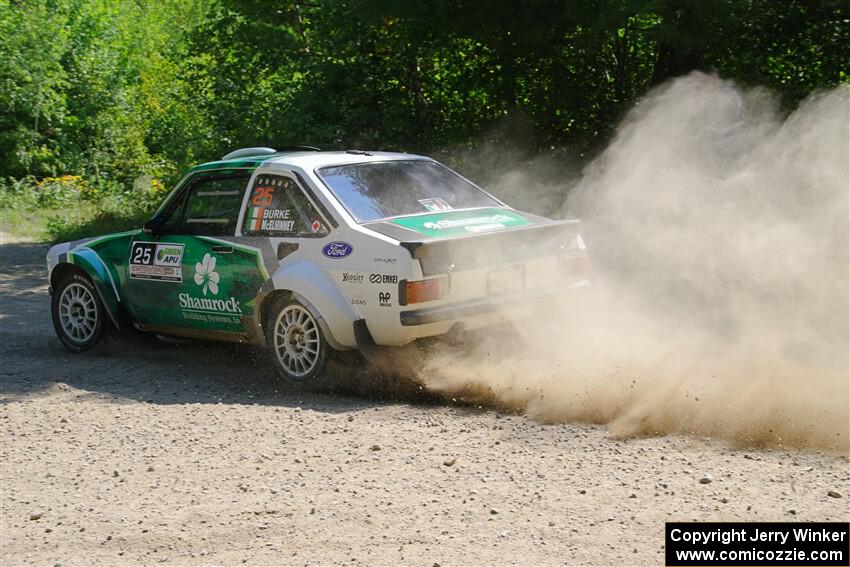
<box><xmin>131</xmin><ymin>243</ymin><xmax>153</xmax><ymax>265</ymax></box>
<box><xmin>251</xmin><ymin>186</ymin><xmax>275</xmax><ymax>206</ymax></box>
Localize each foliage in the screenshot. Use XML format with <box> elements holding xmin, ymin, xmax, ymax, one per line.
<box><xmin>0</xmin><ymin>0</ymin><xmax>847</xmax><ymax>241</ymax></box>
<box><xmin>0</xmin><ymin>173</ymin><xmax>167</xmax><ymax>242</ymax></box>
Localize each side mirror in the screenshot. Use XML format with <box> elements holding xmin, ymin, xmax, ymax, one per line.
<box><xmin>143</xmin><ymin>216</ymin><xmax>165</xmax><ymax>235</ymax></box>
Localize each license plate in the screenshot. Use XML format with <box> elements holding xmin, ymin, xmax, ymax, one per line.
<box><xmin>487</xmin><ymin>264</ymin><xmax>525</xmax><ymax>296</ymax></box>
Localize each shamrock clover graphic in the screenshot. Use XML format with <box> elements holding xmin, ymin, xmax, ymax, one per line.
<box><xmin>193</xmin><ymin>253</ymin><xmax>220</xmax><ymax>296</ymax></box>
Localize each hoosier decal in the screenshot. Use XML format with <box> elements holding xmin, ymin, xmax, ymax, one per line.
<box><xmin>341</xmin><ymin>272</ymin><xmax>364</xmax><ymax>283</ymax></box>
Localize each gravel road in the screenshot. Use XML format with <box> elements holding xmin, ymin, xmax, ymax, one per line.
<box><xmin>1</xmin><ymin>235</ymin><xmax>848</xmax><ymax>566</ymax></box>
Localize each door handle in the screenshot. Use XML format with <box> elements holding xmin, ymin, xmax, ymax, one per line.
<box><xmin>212</xmin><ymin>245</ymin><xmax>233</xmax><ymax>254</ymax></box>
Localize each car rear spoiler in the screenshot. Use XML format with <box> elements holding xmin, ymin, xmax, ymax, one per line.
<box><xmin>399</xmin><ymin>218</ymin><xmax>582</xmax><ymax>276</ymax></box>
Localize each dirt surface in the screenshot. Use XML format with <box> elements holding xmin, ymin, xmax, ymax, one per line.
<box><xmin>1</xmin><ymin>236</ymin><xmax>848</xmax><ymax>566</ymax></box>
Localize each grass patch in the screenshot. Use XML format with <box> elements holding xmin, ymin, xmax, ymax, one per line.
<box><xmin>45</xmin><ymin>205</ymin><xmax>151</xmax><ymax>243</ymax></box>
<box><xmin>0</xmin><ymin>200</ymin><xmax>50</xmax><ymax>240</ymax></box>
<box><xmin>1</xmin><ymin>176</ymin><xmax>163</xmax><ymax>243</ymax></box>
<box><xmin>1</xmin><ymin>197</ymin><xmax>153</xmax><ymax>243</ymax></box>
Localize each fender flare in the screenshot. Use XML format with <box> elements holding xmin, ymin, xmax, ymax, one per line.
<box><xmin>270</xmin><ymin>259</ymin><xmax>358</xmax><ymax>349</ymax></box>
<box><xmin>59</xmin><ymin>248</ymin><xmax>122</xmax><ymax>329</ymax></box>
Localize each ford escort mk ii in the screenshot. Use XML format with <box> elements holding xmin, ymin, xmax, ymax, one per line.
<box><xmin>47</xmin><ymin>148</ymin><xmax>588</xmax><ymax>383</ymax></box>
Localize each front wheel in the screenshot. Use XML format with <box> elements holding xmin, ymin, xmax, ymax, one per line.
<box><xmin>51</xmin><ymin>271</ymin><xmax>106</xmax><ymax>353</ymax></box>
<box><xmin>266</xmin><ymin>298</ymin><xmax>329</xmax><ymax>385</ymax></box>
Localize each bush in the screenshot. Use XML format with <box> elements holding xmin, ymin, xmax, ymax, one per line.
<box><xmin>34</xmin><ymin>175</ymin><xmax>92</xmax><ymax>207</ymax></box>
<box><xmin>1</xmin><ymin>175</ymin><xmax>170</xmax><ymax>242</ymax></box>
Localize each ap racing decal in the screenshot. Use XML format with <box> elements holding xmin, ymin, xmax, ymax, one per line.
<box><xmin>129</xmin><ymin>242</ymin><xmax>184</xmax><ymax>282</ymax></box>
<box><xmin>390</xmin><ymin>208</ymin><xmax>530</xmax><ymax>238</ymax></box>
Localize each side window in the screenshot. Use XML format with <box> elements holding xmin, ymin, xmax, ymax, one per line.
<box><xmin>162</xmin><ymin>175</ymin><xmax>249</xmax><ymax>236</ymax></box>
<box><xmin>242</xmin><ymin>174</ymin><xmax>329</xmax><ymax>237</ymax></box>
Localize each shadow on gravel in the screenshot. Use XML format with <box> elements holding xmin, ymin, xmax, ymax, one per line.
<box><xmin>0</xmin><ymin>240</ymin><xmax>50</xmax><ymax>328</ymax></box>
<box><xmin>0</xmin><ymin>240</ymin><xmax>446</xmax><ymax>414</ymax></box>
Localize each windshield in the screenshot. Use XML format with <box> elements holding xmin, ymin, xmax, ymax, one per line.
<box><xmin>316</xmin><ymin>160</ymin><xmax>502</xmax><ymax>222</ymax></box>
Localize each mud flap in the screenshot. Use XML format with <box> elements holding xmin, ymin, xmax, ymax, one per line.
<box><xmin>352</xmin><ymin>319</ymin><xmax>423</xmax><ymax>378</ymax></box>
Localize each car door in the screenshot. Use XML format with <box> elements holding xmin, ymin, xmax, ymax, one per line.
<box><xmin>125</xmin><ymin>171</ymin><xmax>266</xmax><ymax>335</ymax></box>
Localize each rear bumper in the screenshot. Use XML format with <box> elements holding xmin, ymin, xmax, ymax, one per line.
<box><xmin>399</xmin><ymin>280</ymin><xmax>589</xmax><ymax>326</ymax></box>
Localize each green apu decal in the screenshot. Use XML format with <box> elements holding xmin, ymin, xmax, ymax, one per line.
<box><xmin>390</xmin><ymin>208</ymin><xmax>530</xmax><ymax>237</ymax></box>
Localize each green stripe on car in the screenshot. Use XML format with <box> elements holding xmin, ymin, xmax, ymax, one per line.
<box><xmin>390</xmin><ymin>208</ymin><xmax>530</xmax><ymax>238</ymax></box>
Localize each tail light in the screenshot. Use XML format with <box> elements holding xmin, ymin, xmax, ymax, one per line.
<box><xmin>399</xmin><ymin>277</ymin><xmax>444</xmax><ymax>305</ymax></box>
<box><xmin>561</xmin><ymin>254</ymin><xmax>589</xmax><ymax>279</ymax></box>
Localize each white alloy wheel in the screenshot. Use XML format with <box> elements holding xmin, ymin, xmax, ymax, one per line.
<box><xmin>52</xmin><ymin>272</ymin><xmax>106</xmax><ymax>353</ymax></box>
<box><xmin>272</xmin><ymin>303</ymin><xmax>323</xmax><ymax>380</ymax></box>
<box><xmin>58</xmin><ymin>282</ymin><xmax>99</xmax><ymax>344</ymax></box>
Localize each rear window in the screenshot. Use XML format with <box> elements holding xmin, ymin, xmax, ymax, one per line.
<box><xmin>317</xmin><ymin>160</ymin><xmax>502</xmax><ymax>223</ymax></box>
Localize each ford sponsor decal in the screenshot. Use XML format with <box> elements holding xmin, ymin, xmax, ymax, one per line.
<box><xmin>322</xmin><ymin>241</ymin><xmax>353</xmax><ymax>259</ymax></box>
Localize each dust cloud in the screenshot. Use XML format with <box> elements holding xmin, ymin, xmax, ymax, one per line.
<box><xmin>418</xmin><ymin>73</ymin><xmax>849</xmax><ymax>453</ymax></box>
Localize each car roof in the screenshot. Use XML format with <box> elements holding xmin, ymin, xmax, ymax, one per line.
<box><xmin>190</xmin><ymin>150</ymin><xmax>431</xmax><ymax>173</ymax></box>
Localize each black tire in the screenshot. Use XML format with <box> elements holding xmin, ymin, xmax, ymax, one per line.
<box><xmin>51</xmin><ymin>271</ymin><xmax>106</xmax><ymax>353</ymax></box>
<box><xmin>265</xmin><ymin>297</ymin><xmax>330</xmax><ymax>386</ymax></box>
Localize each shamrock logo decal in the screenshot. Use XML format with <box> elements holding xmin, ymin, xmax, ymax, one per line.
<box><xmin>194</xmin><ymin>253</ymin><xmax>220</xmax><ymax>296</ymax></box>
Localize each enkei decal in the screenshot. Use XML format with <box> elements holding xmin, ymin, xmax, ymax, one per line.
<box><xmin>342</xmin><ymin>272</ymin><xmax>364</xmax><ymax>284</ymax></box>
<box><xmin>323</xmin><ymin>241</ymin><xmax>353</xmax><ymax>259</ymax></box>
<box><xmin>129</xmin><ymin>242</ymin><xmax>184</xmax><ymax>282</ymax></box>
<box><xmin>369</xmin><ymin>273</ymin><xmax>398</xmax><ymax>284</ymax></box>
<box><xmin>378</xmin><ymin>292</ymin><xmax>392</xmax><ymax>307</ymax></box>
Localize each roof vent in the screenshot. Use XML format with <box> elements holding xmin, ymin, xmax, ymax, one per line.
<box><xmin>221</xmin><ymin>147</ymin><xmax>277</xmax><ymax>160</ymax></box>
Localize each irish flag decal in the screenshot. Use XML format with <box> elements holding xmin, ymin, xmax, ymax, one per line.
<box><xmin>249</xmin><ymin>207</ymin><xmax>265</xmax><ymax>232</ymax></box>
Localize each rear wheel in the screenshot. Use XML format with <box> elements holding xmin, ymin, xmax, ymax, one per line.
<box><xmin>266</xmin><ymin>298</ymin><xmax>329</xmax><ymax>385</ymax></box>
<box><xmin>52</xmin><ymin>272</ymin><xmax>106</xmax><ymax>353</ymax></box>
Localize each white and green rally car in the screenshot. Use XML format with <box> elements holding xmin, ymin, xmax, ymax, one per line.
<box><xmin>47</xmin><ymin>147</ymin><xmax>588</xmax><ymax>383</ymax></box>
